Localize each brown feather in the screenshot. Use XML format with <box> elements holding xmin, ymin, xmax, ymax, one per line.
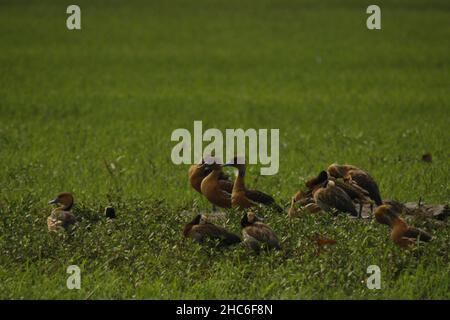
<box><xmin>189</xmin><ymin>164</ymin><xmax>232</xmax><ymax>194</ymax></box>
<box><xmin>313</xmin><ymin>182</ymin><xmax>358</xmax><ymax>216</ymax></box>
<box><xmin>333</xmin><ymin>178</ymin><xmax>370</xmax><ymax>201</ymax></box>
<box><xmin>201</xmin><ymin>169</ymin><xmax>232</xmax><ymax>208</ymax></box>
<box><xmin>375</xmin><ymin>204</ymin><xmax>432</xmax><ymax>248</ymax></box>
<box><xmin>403</xmin><ymin>227</ymin><xmax>432</xmax><ymax>242</ymax></box>
<box><xmin>243</xmin><ymin>223</ymin><xmax>281</xmax><ymax>250</ymax></box>
<box><xmin>186</xmin><ymin>223</ymin><xmax>241</xmax><ymax>247</ymax></box>
<box><xmin>245</xmin><ymin>190</ymin><xmax>284</xmax><ymax>212</ymax></box>
<box><xmin>346</xmin><ymin>170</ymin><xmax>382</xmax><ymax>205</ymax></box>
<box><xmin>327</xmin><ymin>164</ymin><xmax>382</xmax><ymax>205</ymax></box>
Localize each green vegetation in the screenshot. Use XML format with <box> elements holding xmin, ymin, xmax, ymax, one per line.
<box><xmin>0</xmin><ymin>0</ymin><xmax>449</xmax><ymax>299</ymax></box>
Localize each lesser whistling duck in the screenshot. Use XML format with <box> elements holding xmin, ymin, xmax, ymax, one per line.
<box><xmin>200</xmin><ymin>162</ymin><xmax>232</xmax><ymax>209</ymax></box>
<box><xmin>374</xmin><ymin>204</ymin><xmax>432</xmax><ymax>248</ymax></box>
<box><xmin>327</xmin><ymin>164</ymin><xmax>382</xmax><ymax>206</ymax></box>
<box><xmin>332</xmin><ymin>177</ymin><xmax>373</xmax><ymax>215</ymax></box>
<box><xmin>183</xmin><ymin>214</ymin><xmax>241</xmax><ymax>247</ymax></box>
<box><xmin>188</xmin><ymin>158</ymin><xmax>232</xmax><ymax>194</ymax></box>
<box><xmin>47</xmin><ymin>192</ymin><xmax>76</xmax><ymax>232</ymax></box>
<box><xmin>307</xmin><ymin>170</ymin><xmax>373</xmax><ymax>216</ymax></box>
<box><xmin>223</xmin><ymin>157</ymin><xmax>283</xmax><ymax>212</ymax></box>
<box><xmin>313</xmin><ymin>178</ymin><xmax>359</xmax><ymax>217</ymax></box>
<box><xmin>241</xmin><ymin>211</ymin><xmax>281</xmax><ymax>252</ymax></box>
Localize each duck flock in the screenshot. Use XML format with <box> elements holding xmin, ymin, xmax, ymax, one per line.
<box><xmin>47</xmin><ymin>156</ymin><xmax>438</xmax><ymax>253</ymax></box>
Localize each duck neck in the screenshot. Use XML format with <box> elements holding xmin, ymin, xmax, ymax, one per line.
<box><xmin>191</xmin><ymin>165</ymin><xmax>205</xmax><ymax>179</ymax></box>
<box><xmin>234</xmin><ymin>166</ymin><xmax>246</xmax><ymax>192</ymax></box>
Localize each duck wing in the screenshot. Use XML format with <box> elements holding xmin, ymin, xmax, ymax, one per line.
<box><xmin>246</xmin><ymin>190</ymin><xmax>284</xmax><ymax>212</ymax></box>
<box><xmin>244</xmin><ymin>224</ymin><xmax>281</xmax><ymax>250</ymax></box>
<box><xmin>347</xmin><ymin>170</ymin><xmax>382</xmax><ymax>205</ymax></box>
<box><xmin>191</xmin><ymin>224</ymin><xmax>241</xmax><ymax>246</ymax></box>
<box><xmin>318</xmin><ymin>187</ymin><xmax>358</xmax><ymax>216</ymax></box>
<box><xmin>404</xmin><ymin>227</ymin><xmax>432</xmax><ymax>242</ymax></box>
<box><xmin>334</xmin><ymin>179</ymin><xmax>370</xmax><ymax>201</ymax></box>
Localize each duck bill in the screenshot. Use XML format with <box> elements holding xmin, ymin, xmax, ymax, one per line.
<box><xmin>48</xmin><ymin>198</ymin><xmax>59</xmax><ymax>205</ymax></box>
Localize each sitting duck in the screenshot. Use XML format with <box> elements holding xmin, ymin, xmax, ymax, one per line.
<box><xmin>240</xmin><ymin>211</ymin><xmax>281</xmax><ymax>253</ymax></box>
<box><xmin>47</xmin><ymin>192</ymin><xmax>76</xmax><ymax>232</ymax></box>
<box><xmin>374</xmin><ymin>204</ymin><xmax>432</xmax><ymax>248</ymax></box>
<box><xmin>183</xmin><ymin>214</ymin><xmax>241</xmax><ymax>247</ymax></box>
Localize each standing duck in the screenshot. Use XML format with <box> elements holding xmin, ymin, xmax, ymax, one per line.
<box><xmin>327</xmin><ymin>164</ymin><xmax>382</xmax><ymax>206</ymax></box>
<box><xmin>200</xmin><ymin>162</ymin><xmax>233</xmax><ymax>209</ymax></box>
<box><xmin>223</xmin><ymin>157</ymin><xmax>283</xmax><ymax>212</ymax></box>
<box><xmin>313</xmin><ymin>177</ymin><xmax>359</xmax><ymax>217</ymax></box>
<box><xmin>374</xmin><ymin>204</ymin><xmax>432</xmax><ymax>248</ymax></box>
<box><xmin>47</xmin><ymin>192</ymin><xmax>76</xmax><ymax>232</ymax></box>
<box><xmin>240</xmin><ymin>211</ymin><xmax>281</xmax><ymax>253</ymax></box>
<box><xmin>183</xmin><ymin>214</ymin><xmax>241</xmax><ymax>247</ymax></box>
<box><xmin>188</xmin><ymin>158</ymin><xmax>232</xmax><ymax>194</ymax></box>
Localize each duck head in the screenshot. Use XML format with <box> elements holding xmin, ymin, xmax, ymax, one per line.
<box><xmin>183</xmin><ymin>214</ymin><xmax>202</xmax><ymax>237</ymax></box>
<box><xmin>240</xmin><ymin>211</ymin><xmax>264</xmax><ymax>228</ymax></box>
<box><xmin>202</xmin><ymin>162</ymin><xmax>223</xmax><ymax>172</ymax></box>
<box><xmin>327</xmin><ymin>164</ymin><xmax>344</xmax><ymax>178</ymax></box>
<box><xmin>201</xmin><ymin>155</ymin><xmax>224</xmax><ymax>171</ymax></box>
<box><xmin>48</xmin><ymin>192</ymin><xmax>74</xmax><ymax>211</ymax></box>
<box><xmin>374</xmin><ymin>204</ymin><xmax>397</xmax><ymax>226</ymax></box>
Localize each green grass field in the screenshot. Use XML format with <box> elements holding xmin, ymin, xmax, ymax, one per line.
<box><xmin>0</xmin><ymin>0</ymin><xmax>449</xmax><ymax>299</ymax></box>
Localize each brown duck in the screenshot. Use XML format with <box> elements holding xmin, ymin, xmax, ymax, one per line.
<box><xmin>183</xmin><ymin>214</ymin><xmax>241</xmax><ymax>247</ymax></box>
<box><xmin>327</xmin><ymin>164</ymin><xmax>382</xmax><ymax>206</ymax></box>
<box><xmin>312</xmin><ymin>177</ymin><xmax>359</xmax><ymax>217</ymax></box>
<box><xmin>188</xmin><ymin>158</ymin><xmax>232</xmax><ymax>194</ymax></box>
<box><xmin>47</xmin><ymin>192</ymin><xmax>76</xmax><ymax>232</ymax></box>
<box><xmin>307</xmin><ymin>170</ymin><xmax>373</xmax><ymax>216</ymax></box>
<box><xmin>200</xmin><ymin>162</ymin><xmax>233</xmax><ymax>209</ymax></box>
<box><xmin>223</xmin><ymin>158</ymin><xmax>283</xmax><ymax>212</ymax></box>
<box><xmin>374</xmin><ymin>204</ymin><xmax>432</xmax><ymax>248</ymax></box>
<box><xmin>240</xmin><ymin>211</ymin><xmax>281</xmax><ymax>252</ymax></box>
